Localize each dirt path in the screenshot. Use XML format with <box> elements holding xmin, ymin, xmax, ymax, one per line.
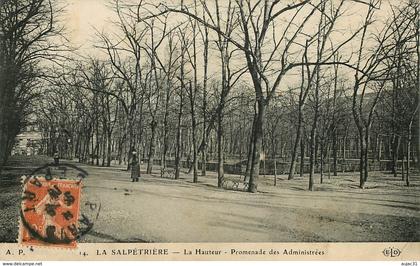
<box><xmin>75</xmin><ymin>162</ymin><xmax>420</xmax><ymax>243</ymax></box>
<box><xmin>0</xmin><ymin>156</ymin><xmax>418</xmax><ymax>243</ymax></box>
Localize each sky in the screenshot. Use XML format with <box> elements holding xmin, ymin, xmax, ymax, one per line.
<box><xmin>65</xmin><ymin>0</ymin><xmax>114</xmax><ymax>52</ymax></box>
<box><xmin>63</xmin><ymin>0</ymin><xmax>393</xmax><ymax>50</ymax></box>
<box><xmin>61</xmin><ymin>0</ymin><xmax>396</xmax><ymax>91</ymax></box>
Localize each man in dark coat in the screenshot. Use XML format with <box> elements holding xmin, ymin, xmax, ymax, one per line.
<box><xmin>53</xmin><ymin>151</ymin><xmax>59</xmax><ymax>165</ymax></box>
<box><xmin>131</xmin><ymin>150</ymin><xmax>140</xmax><ymax>182</ymax></box>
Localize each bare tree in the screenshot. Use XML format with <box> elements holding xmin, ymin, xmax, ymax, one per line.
<box><xmin>152</xmin><ymin>0</ymin><xmax>375</xmax><ymax>192</ymax></box>
<box><xmin>0</xmin><ymin>0</ymin><xmax>67</xmax><ymax>173</ymax></box>
<box><xmin>142</xmin><ymin>17</ymin><xmax>168</xmax><ymax>174</ymax></box>
<box><xmin>96</xmin><ymin>0</ymin><xmax>150</xmax><ymax>169</ymax></box>
<box><xmin>348</xmin><ymin>0</ymin><xmax>416</xmax><ymax>188</ymax></box>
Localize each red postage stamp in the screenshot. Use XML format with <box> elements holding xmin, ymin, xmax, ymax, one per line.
<box><xmin>20</xmin><ymin>176</ymin><xmax>82</xmax><ymax>248</ymax></box>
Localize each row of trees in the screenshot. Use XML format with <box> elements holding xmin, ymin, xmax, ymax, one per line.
<box><xmin>0</xmin><ymin>0</ymin><xmax>66</xmax><ymax>173</ymax></box>
<box><xmin>1</xmin><ymin>0</ymin><xmax>419</xmax><ymax>193</ymax></box>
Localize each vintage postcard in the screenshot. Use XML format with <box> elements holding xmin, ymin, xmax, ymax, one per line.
<box><xmin>0</xmin><ymin>0</ymin><xmax>419</xmax><ymax>263</ymax></box>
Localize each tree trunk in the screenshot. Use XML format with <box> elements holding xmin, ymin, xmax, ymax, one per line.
<box><xmin>91</xmin><ymin>131</ymin><xmax>95</xmax><ymax>165</ymax></box>
<box><xmin>175</xmin><ymin>91</ymin><xmax>183</xmax><ymax>180</ymax></box>
<box><xmin>248</xmin><ymin>100</ymin><xmax>265</xmax><ymax>193</ymax></box>
<box><xmin>244</xmin><ymin>112</ymin><xmax>256</xmax><ymax>181</ymax></box>
<box><xmin>95</xmin><ymin>121</ymin><xmax>100</xmax><ymax>166</ymax></box>
<box><xmin>126</xmin><ymin>113</ymin><xmax>135</xmax><ymax>171</ymax></box>
<box><xmin>84</xmin><ymin>130</ymin><xmax>91</xmax><ymax>163</ymax></box>
<box><xmin>363</xmin><ymin>130</ymin><xmax>369</xmax><ymax>182</ymax></box>
<box><xmin>299</xmin><ymin>136</ymin><xmax>305</xmax><ymax>177</ymax></box>
<box><xmin>0</xmin><ymin>91</ymin><xmax>6</xmax><ymax>174</ymax></box>
<box><xmin>217</xmin><ymin>109</ymin><xmax>224</xmax><ymax>187</ymax></box>
<box><xmin>273</xmin><ymin>154</ymin><xmax>277</xmax><ymax>186</ymax></box>
<box><xmin>191</xmin><ymin>113</ymin><xmax>198</xmax><ymax>183</ymax></box>
<box><xmin>407</xmin><ymin>120</ymin><xmax>414</xmax><ymax>186</ymax></box>
<box><xmin>406</xmin><ymin>144</ymin><xmax>410</xmax><ymax>187</ymax></box>
<box><xmin>147</xmin><ymin>120</ymin><xmax>157</xmax><ymax>174</ymax></box>
<box><xmin>359</xmin><ymin>131</ymin><xmax>366</xmax><ymax>189</ymax></box>
<box><xmin>332</xmin><ymin>129</ymin><xmax>338</xmax><ymax>176</ymax></box>
<box><xmin>201</xmin><ymin>25</ymin><xmax>209</xmax><ymax>177</ymax></box>
<box><xmin>343</xmin><ymin>133</ymin><xmax>347</xmax><ymax>162</ymax></box>
<box><xmin>320</xmin><ymin>141</ymin><xmax>324</xmax><ymax>184</ymax></box>
<box><xmin>102</xmin><ymin>130</ymin><xmax>106</xmax><ymax>166</ymax></box>
<box><xmin>392</xmin><ymin>135</ymin><xmax>400</xmax><ymax>177</ymax></box>
<box><xmin>401</xmin><ymin>154</ymin><xmax>405</xmax><ymax>181</ymax></box>
<box><xmin>107</xmin><ymin>130</ymin><xmax>112</xmax><ymax>167</ymax></box>
<box><xmin>327</xmin><ymin>145</ymin><xmax>331</xmax><ymax>179</ymax></box>
<box><xmin>201</xmin><ymin>141</ymin><xmax>207</xmax><ymax>176</ymax></box>
<box><xmin>118</xmin><ymin>138</ymin><xmax>123</xmax><ymax>165</ymax></box>
<box><xmin>162</xmin><ymin>91</ymin><xmax>170</xmax><ymax>171</ymax></box>
<box><xmin>288</xmin><ymin>113</ymin><xmax>303</xmax><ymax>180</ymax></box>
<box><xmin>415</xmin><ymin>5</ymin><xmax>420</xmax><ymax>172</ymax></box>
<box><xmin>308</xmin><ymin>127</ymin><xmax>316</xmax><ymax>191</ymax></box>
<box><xmin>309</xmin><ymin>69</ymin><xmax>320</xmax><ymax>191</ymax></box>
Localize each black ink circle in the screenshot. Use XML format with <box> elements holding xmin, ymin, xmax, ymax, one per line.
<box><xmin>21</xmin><ymin>163</ymin><xmax>97</xmax><ymax>245</ymax></box>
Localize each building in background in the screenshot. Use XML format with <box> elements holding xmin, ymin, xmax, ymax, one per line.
<box><xmin>12</xmin><ymin>122</ymin><xmax>43</xmax><ymax>156</ymax></box>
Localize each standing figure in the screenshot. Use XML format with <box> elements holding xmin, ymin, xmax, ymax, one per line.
<box><xmin>53</xmin><ymin>151</ymin><xmax>59</xmax><ymax>165</ymax></box>
<box><xmin>131</xmin><ymin>149</ymin><xmax>140</xmax><ymax>182</ymax></box>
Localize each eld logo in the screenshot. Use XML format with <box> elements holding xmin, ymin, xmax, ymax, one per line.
<box><xmin>383</xmin><ymin>247</ymin><xmax>401</xmax><ymax>257</ymax></box>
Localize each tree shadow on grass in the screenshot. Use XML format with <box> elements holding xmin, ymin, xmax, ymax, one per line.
<box><xmin>212</xmin><ymin>210</ymin><xmax>328</xmax><ymax>242</ymax></box>
<box><xmin>86</xmin><ymin>230</ymin><xmax>150</xmax><ymax>243</ymax></box>
<box><xmin>289</xmin><ymin>186</ymin><xmax>306</xmax><ymax>191</ymax></box>
<box><xmin>276</xmin><ymin>190</ymin><xmax>418</xmax><ymax>207</ymax></box>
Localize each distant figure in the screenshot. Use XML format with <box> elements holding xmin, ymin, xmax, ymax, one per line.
<box><xmin>131</xmin><ymin>150</ymin><xmax>140</xmax><ymax>182</ymax></box>
<box><xmin>53</xmin><ymin>152</ymin><xmax>59</xmax><ymax>165</ymax></box>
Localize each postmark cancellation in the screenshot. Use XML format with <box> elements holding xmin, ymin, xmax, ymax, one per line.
<box><xmin>19</xmin><ymin>176</ymin><xmax>82</xmax><ymax>248</ymax></box>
